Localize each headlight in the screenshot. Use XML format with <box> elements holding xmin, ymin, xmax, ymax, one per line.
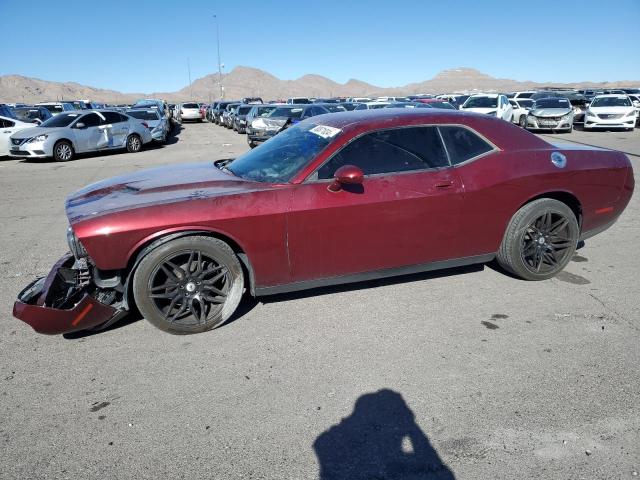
<box><xmin>67</xmin><ymin>227</ymin><xmax>88</xmax><ymax>259</ymax></box>
<box><xmin>562</xmin><ymin>113</ymin><xmax>573</xmax><ymax>120</ymax></box>
<box><xmin>625</xmin><ymin>110</ymin><xmax>636</xmax><ymax>117</ymax></box>
<box><xmin>485</xmin><ymin>111</ymin><xmax>497</xmax><ymax>116</ymax></box>
<box><xmin>28</xmin><ymin>134</ymin><xmax>48</xmax><ymax>143</ymax></box>
<box><xmin>586</xmin><ymin>110</ymin><xmax>597</xmax><ymax>117</ymax></box>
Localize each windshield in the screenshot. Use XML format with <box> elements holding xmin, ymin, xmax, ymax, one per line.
<box><xmin>255</xmin><ymin>106</ymin><xmax>277</xmax><ymax>117</ymax></box>
<box><xmin>12</xmin><ymin>108</ymin><xmax>40</xmax><ymax>120</ymax></box>
<box><xmin>269</xmin><ymin>107</ymin><xmax>304</xmax><ymax>119</ymax></box>
<box><xmin>39</xmin><ymin>112</ymin><xmax>81</xmax><ymax>127</ymax></box>
<box><xmin>238</xmin><ymin>106</ymin><xmax>252</xmax><ymax>115</ymax></box>
<box><xmin>429</xmin><ymin>101</ymin><xmax>456</xmax><ymax>110</ymax></box>
<box><xmin>325</xmin><ymin>105</ymin><xmax>347</xmax><ymax>112</ymax></box>
<box><xmin>40</xmin><ymin>104</ymin><xmax>64</xmax><ymax>114</ymax></box>
<box><xmin>183</xmin><ymin>103</ymin><xmax>199</xmax><ymax>109</ymax></box>
<box><xmin>463</xmin><ymin>97</ymin><xmax>497</xmax><ymax>108</ymax></box>
<box><xmin>591</xmin><ymin>96</ymin><xmax>632</xmax><ymax>107</ymax></box>
<box><xmin>517</xmin><ymin>99</ymin><xmax>534</xmax><ymax>108</ymax></box>
<box><xmin>534</xmin><ymin>98</ymin><xmax>570</xmax><ymax>109</ymax></box>
<box><xmin>127</xmin><ymin>110</ymin><xmax>160</xmax><ymax>120</ymax></box>
<box><xmin>226</xmin><ymin>123</ymin><xmax>338</xmax><ymax>183</ymax></box>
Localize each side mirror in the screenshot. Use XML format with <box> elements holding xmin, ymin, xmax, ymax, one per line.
<box><xmin>75</xmin><ymin>122</ymin><xmax>86</xmax><ymax>129</ymax></box>
<box><xmin>328</xmin><ymin>165</ymin><xmax>364</xmax><ymax>192</ymax></box>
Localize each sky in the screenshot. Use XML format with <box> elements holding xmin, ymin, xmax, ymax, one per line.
<box><xmin>1</xmin><ymin>0</ymin><xmax>639</xmax><ymax>93</ymax></box>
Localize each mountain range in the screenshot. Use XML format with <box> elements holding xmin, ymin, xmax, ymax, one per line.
<box><xmin>1</xmin><ymin>66</ymin><xmax>638</xmax><ymax>104</ymax></box>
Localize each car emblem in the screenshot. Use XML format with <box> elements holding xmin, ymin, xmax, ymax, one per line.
<box><xmin>551</xmin><ymin>152</ymin><xmax>567</xmax><ymax>169</ymax></box>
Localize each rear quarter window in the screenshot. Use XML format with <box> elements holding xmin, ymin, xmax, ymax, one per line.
<box><xmin>439</xmin><ymin>126</ymin><xmax>494</xmax><ymax>165</ymax></box>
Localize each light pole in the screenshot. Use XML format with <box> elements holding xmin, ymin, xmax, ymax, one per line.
<box><xmin>213</xmin><ymin>14</ymin><xmax>224</xmax><ymax>100</ymax></box>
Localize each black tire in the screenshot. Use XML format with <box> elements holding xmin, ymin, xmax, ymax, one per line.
<box><xmin>133</xmin><ymin>236</ymin><xmax>244</xmax><ymax>334</ymax></box>
<box><xmin>519</xmin><ymin>115</ymin><xmax>527</xmax><ymax>128</ymax></box>
<box><xmin>497</xmin><ymin>198</ymin><xmax>579</xmax><ymax>280</ymax></box>
<box><xmin>53</xmin><ymin>140</ymin><xmax>74</xmax><ymax>162</ymax></box>
<box><xmin>126</xmin><ymin>134</ymin><xmax>142</xmax><ymax>153</ymax></box>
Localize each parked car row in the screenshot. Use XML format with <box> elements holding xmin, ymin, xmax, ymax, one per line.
<box><xmin>204</xmin><ymin>97</ymin><xmax>461</xmax><ymax>147</ymax></box>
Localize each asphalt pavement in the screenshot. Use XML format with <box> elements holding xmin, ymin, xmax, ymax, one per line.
<box><xmin>0</xmin><ymin>121</ymin><xmax>638</xmax><ymax>479</ymax></box>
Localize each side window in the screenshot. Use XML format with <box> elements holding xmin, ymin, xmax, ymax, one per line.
<box><xmin>0</xmin><ymin>119</ymin><xmax>9</xmax><ymax>127</ymax></box>
<box><xmin>439</xmin><ymin>126</ymin><xmax>494</xmax><ymax>166</ymax></box>
<box><xmin>80</xmin><ymin>113</ymin><xmax>102</xmax><ymax>127</ymax></box>
<box><xmin>318</xmin><ymin>126</ymin><xmax>449</xmax><ymax>180</ymax></box>
<box><xmin>102</xmin><ymin>111</ymin><xmax>123</xmax><ymax>124</ymax></box>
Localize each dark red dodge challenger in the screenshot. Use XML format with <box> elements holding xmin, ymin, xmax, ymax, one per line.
<box><xmin>13</xmin><ymin>109</ymin><xmax>634</xmax><ymax>335</ymax></box>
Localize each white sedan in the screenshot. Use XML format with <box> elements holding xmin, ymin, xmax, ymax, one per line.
<box><xmin>584</xmin><ymin>95</ymin><xmax>637</xmax><ymax>131</ymax></box>
<box><xmin>460</xmin><ymin>94</ymin><xmax>513</xmax><ymax>122</ymax></box>
<box><xmin>0</xmin><ymin>116</ymin><xmax>33</xmax><ymax>157</ymax></box>
<box><xmin>509</xmin><ymin>98</ymin><xmax>533</xmax><ymax>126</ymax></box>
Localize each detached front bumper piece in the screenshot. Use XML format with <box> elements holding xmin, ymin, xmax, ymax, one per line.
<box><xmin>13</xmin><ymin>254</ymin><xmax>124</xmax><ymax>335</ymax></box>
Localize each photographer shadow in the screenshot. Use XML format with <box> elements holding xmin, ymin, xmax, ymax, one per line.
<box><xmin>314</xmin><ymin>389</ymin><xmax>455</xmax><ymax>480</ymax></box>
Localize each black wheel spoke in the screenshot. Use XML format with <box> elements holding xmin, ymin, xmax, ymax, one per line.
<box><xmin>203</xmin><ymin>270</ymin><xmax>227</xmax><ymax>285</ymax></box>
<box><xmin>202</xmin><ymin>285</ymin><xmax>227</xmax><ymax>297</ymax></box>
<box><xmin>165</xmin><ymin>260</ymin><xmax>186</xmax><ymax>279</ymax></box>
<box><xmin>149</xmin><ymin>292</ymin><xmax>177</xmax><ymax>299</ymax></box>
<box><xmin>168</xmin><ymin>300</ymin><xmax>188</xmax><ymax>323</ymax></box>
<box><xmin>150</xmin><ymin>281</ymin><xmax>178</xmax><ymax>292</ymax></box>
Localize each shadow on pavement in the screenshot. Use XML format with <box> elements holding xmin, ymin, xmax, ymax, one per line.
<box><xmin>314</xmin><ymin>389</ymin><xmax>455</xmax><ymax>480</ymax></box>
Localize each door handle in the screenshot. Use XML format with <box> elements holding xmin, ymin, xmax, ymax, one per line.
<box><xmin>435</xmin><ymin>180</ymin><xmax>454</xmax><ymax>189</ymax></box>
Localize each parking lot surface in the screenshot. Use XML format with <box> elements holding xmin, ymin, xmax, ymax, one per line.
<box><xmin>1</xmin><ymin>122</ymin><xmax>639</xmax><ymax>479</ymax></box>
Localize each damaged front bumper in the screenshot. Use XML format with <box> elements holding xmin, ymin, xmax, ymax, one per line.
<box><xmin>13</xmin><ymin>253</ymin><xmax>126</xmax><ymax>335</ymax></box>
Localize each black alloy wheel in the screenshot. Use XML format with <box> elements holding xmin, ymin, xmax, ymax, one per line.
<box><xmin>497</xmin><ymin>198</ymin><xmax>579</xmax><ymax>280</ymax></box>
<box><xmin>519</xmin><ymin>211</ymin><xmax>575</xmax><ymax>275</ymax></box>
<box><xmin>133</xmin><ymin>236</ymin><xmax>244</xmax><ymax>334</ymax></box>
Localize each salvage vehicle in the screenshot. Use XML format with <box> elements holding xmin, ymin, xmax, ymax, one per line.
<box><xmin>10</xmin><ymin>106</ymin><xmax>53</xmax><ymax>125</ymax></box>
<box><xmin>0</xmin><ymin>115</ymin><xmax>34</xmax><ymax>156</ymax></box>
<box><xmin>508</xmin><ymin>99</ymin><xmax>533</xmax><ymax>126</ymax></box>
<box><xmin>127</xmin><ymin>108</ymin><xmax>170</xmax><ymax>143</ymax></box>
<box><xmin>460</xmin><ymin>94</ymin><xmax>513</xmax><ymax>122</ymax></box>
<box><xmin>176</xmin><ymin>102</ymin><xmax>203</xmax><ymax>122</ymax></box>
<box><xmin>222</xmin><ymin>103</ymin><xmax>241</xmax><ymax>128</ymax></box>
<box><xmin>522</xmin><ymin>97</ymin><xmax>574</xmax><ymax>132</ymax></box>
<box><xmin>36</xmin><ymin>102</ymin><xmax>76</xmax><ymax>116</ymax></box>
<box><xmin>9</xmin><ymin>110</ymin><xmax>152</xmax><ymax>161</ymax></box>
<box><xmin>12</xmin><ymin>109</ymin><xmax>634</xmax><ymax>335</ymax></box>
<box><xmin>232</xmin><ymin>105</ymin><xmax>254</xmax><ymax>133</ymax></box>
<box><xmin>584</xmin><ymin>95</ymin><xmax>637</xmax><ymax>131</ymax></box>
<box><xmin>246</xmin><ymin>105</ymin><xmax>329</xmax><ymax>147</ymax></box>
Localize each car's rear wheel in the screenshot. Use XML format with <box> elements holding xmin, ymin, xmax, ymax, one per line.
<box><xmin>53</xmin><ymin>140</ymin><xmax>74</xmax><ymax>162</ymax></box>
<box><xmin>133</xmin><ymin>236</ymin><xmax>244</xmax><ymax>334</ymax></box>
<box><xmin>126</xmin><ymin>134</ymin><xmax>142</xmax><ymax>153</ymax></box>
<box><xmin>497</xmin><ymin>198</ymin><xmax>579</xmax><ymax>280</ymax></box>
<box><xmin>519</xmin><ymin>116</ymin><xmax>527</xmax><ymax>128</ymax></box>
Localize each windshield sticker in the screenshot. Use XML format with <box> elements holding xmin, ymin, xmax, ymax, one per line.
<box><xmin>309</xmin><ymin>125</ymin><xmax>341</xmax><ymax>139</ymax></box>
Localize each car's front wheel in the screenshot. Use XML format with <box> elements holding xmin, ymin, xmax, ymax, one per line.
<box><xmin>133</xmin><ymin>236</ymin><xmax>245</xmax><ymax>334</ymax></box>
<box><xmin>53</xmin><ymin>140</ymin><xmax>74</xmax><ymax>162</ymax></box>
<box><xmin>496</xmin><ymin>198</ymin><xmax>579</xmax><ymax>280</ymax></box>
<box><xmin>126</xmin><ymin>134</ymin><xmax>142</xmax><ymax>153</ymax></box>
<box><xmin>519</xmin><ymin>116</ymin><xmax>527</xmax><ymax>128</ymax></box>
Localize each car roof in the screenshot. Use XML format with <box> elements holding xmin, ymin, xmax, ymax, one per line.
<box><xmin>593</xmin><ymin>94</ymin><xmax>629</xmax><ymax>98</ymax></box>
<box><xmin>468</xmin><ymin>94</ymin><xmax>499</xmax><ymax>98</ymax></box>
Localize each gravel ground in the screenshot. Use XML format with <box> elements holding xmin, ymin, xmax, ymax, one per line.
<box><xmin>0</xmin><ymin>121</ymin><xmax>638</xmax><ymax>480</ymax></box>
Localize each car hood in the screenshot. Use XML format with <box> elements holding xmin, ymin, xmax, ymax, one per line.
<box><xmin>461</xmin><ymin>107</ymin><xmax>498</xmax><ymax>114</ymax></box>
<box><xmin>66</xmin><ymin>162</ymin><xmax>269</xmax><ymax>224</ymax></box>
<box><xmin>10</xmin><ymin>126</ymin><xmax>65</xmax><ymax>139</ymax></box>
<box><xmin>530</xmin><ymin>108</ymin><xmax>572</xmax><ymax>117</ymax></box>
<box><xmin>589</xmin><ymin>106</ymin><xmax>634</xmax><ymax>114</ymax></box>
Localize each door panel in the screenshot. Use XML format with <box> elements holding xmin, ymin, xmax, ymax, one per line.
<box><xmin>287</xmin><ymin>169</ymin><xmax>464</xmax><ymax>282</ymax></box>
